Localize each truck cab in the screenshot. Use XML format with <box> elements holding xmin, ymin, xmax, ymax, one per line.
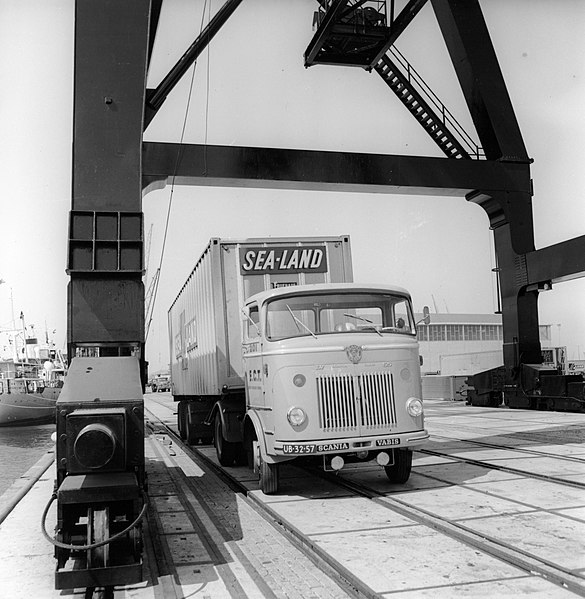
<box><xmin>240</xmin><ymin>283</ymin><xmax>429</xmax><ymax>493</ymax></box>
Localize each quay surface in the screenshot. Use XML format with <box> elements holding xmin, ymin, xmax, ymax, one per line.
<box><xmin>1</xmin><ymin>397</ymin><xmax>584</xmax><ymax>598</ymax></box>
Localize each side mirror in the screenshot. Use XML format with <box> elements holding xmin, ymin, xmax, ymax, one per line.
<box><xmin>416</xmin><ymin>306</ymin><xmax>431</xmax><ymax>326</ymax></box>
<box><xmin>423</xmin><ymin>306</ymin><xmax>430</xmax><ymax>325</ymax></box>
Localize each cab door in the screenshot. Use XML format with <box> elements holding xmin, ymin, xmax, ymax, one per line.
<box><xmin>242</xmin><ymin>303</ymin><xmax>264</xmax><ymax>410</ymax></box>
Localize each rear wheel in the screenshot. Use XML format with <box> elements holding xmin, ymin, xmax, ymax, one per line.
<box><xmin>384</xmin><ymin>449</ymin><xmax>413</xmax><ymax>484</ymax></box>
<box><xmin>186</xmin><ymin>406</ymin><xmax>198</xmax><ymax>446</ymax></box>
<box><xmin>214</xmin><ymin>413</ymin><xmax>237</xmax><ymax>466</ymax></box>
<box><xmin>177</xmin><ymin>401</ymin><xmax>187</xmax><ymax>440</ymax></box>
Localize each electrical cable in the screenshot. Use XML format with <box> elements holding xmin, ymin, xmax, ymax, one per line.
<box><xmin>41</xmin><ymin>491</ymin><xmax>148</xmax><ymax>551</ymax></box>
<box><xmin>146</xmin><ymin>0</ymin><xmax>211</xmax><ymax>342</ymax></box>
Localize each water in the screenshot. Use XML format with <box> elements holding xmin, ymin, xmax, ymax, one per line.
<box><xmin>0</xmin><ymin>424</ymin><xmax>55</xmax><ymax>496</ymax></box>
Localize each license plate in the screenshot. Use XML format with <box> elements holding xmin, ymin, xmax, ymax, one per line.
<box><xmin>376</xmin><ymin>438</ymin><xmax>400</xmax><ymax>447</ymax></box>
<box><xmin>282</xmin><ymin>444</ymin><xmax>316</xmax><ymax>454</ymax></box>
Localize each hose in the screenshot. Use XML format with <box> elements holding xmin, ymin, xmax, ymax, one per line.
<box><xmin>41</xmin><ymin>490</ymin><xmax>148</xmax><ymax>551</ymax></box>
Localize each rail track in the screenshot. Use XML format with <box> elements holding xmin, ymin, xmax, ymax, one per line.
<box><xmin>144</xmin><ymin>395</ymin><xmax>585</xmax><ymax>598</ymax></box>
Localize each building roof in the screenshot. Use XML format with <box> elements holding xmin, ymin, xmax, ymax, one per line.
<box><xmin>414</xmin><ymin>313</ymin><xmax>502</xmax><ymax>325</ymax></box>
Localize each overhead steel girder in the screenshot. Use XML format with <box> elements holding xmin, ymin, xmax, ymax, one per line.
<box><xmin>526</xmin><ymin>236</ymin><xmax>585</xmax><ymax>286</ymax></box>
<box><xmin>142</xmin><ymin>142</ymin><xmax>531</xmax><ymax>197</ymax></box>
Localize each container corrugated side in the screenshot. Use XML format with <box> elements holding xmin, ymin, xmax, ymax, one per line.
<box><xmin>169</xmin><ymin>241</ymin><xmax>223</xmax><ymax>396</ymax></box>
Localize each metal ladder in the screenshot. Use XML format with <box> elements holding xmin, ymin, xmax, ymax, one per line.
<box><xmin>375</xmin><ymin>47</ymin><xmax>483</xmax><ymax>159</ymax></box>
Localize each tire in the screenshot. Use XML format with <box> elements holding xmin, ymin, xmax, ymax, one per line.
<box><xmin>259</xmin><ymin>454</ymin><xmax>279</xmax><ymax>495</ymax></box>
<box><xmin>186</xmin><ymin>419</ymin><xmax>198</xmax><ymax>446</ymax></box>
<box><xmin>151</xmin><ymin>385</ymin><xmax>157</xmax><ymax>393</ymax></box>
<box><xmin>177</xmin><ymin>402</ymin><xmax>187</xmax><ymax>440</ymax></box>
<box><xmin>384</xmin><ymin>449</ymin><xmax>413</xmax><ymax>484</ymax></box>
<box><xmin>214</xmin><ymin>413</ymin><xmax>237</xmax><ymax>466</ymax></box>
<box><xmin>234</xmin><ymin>444</ymin><xmax>248</xmax><ymax>466</ymax></box>
<box><xmin>245</xmin><ymin>429</ymin><xmax>256</xmax><ymax>470</ymax></box>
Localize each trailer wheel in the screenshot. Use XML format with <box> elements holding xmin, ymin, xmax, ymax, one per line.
<box><xmin>186</xmin><ymin>423</ymin><xmax>198</xmax><ymax>446</ymax></box>
<box><xmin>384</xmin><ymin>449</ymin><xmax>413</xmax><ymax>484</ymax></box>
<box><xmin>214</xmin><ymin>413</ymin><xmax>237</xmax><ymax>466</ymax></box>
<box><xmin>177</xmin><ymin>401</ymin><xmax>187</xmax><ymax>440</ymax></box>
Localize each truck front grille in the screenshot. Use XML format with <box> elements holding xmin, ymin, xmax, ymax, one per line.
<box><xmin>317</xmin><ymin>372</ymin><xmax>396</xmax><ymax>433</ymax></box>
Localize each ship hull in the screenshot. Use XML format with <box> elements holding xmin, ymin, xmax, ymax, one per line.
<box><xmin>0</xmin><ymin>387</ymin><xmax>59</xmax><ymax>427</ymax></box>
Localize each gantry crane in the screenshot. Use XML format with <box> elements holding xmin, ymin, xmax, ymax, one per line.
<box><xmin>55</xmin><ymin>0</ymin><xmax>585</xmax><ymax>593</ymax></box>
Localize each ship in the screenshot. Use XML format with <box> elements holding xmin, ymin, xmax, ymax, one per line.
<box><xmin>0</xmin><ymin>358</ymin><xmax>66</xmax><ymax>426</ymax></box>
<box><xmin>0</xmin><ymin>321</ymin><xmax>66</xmax><ymax>427</ymax></box>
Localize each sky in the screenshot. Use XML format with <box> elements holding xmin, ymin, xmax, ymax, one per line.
<box><xmin>1</xmin><ymin>0</ymin><xmax>584</xmax><ymax>372</ymax></box>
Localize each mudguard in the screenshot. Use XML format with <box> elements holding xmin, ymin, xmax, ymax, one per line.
<box><xmin>211</xmin><ymin>397</ymin><xmax>244</xmax><ymax>444</ymax></box>
<box><xmin>243</xmin><ymin>411</ymin><xmax>290</xmax><ymax>465</ymax></box>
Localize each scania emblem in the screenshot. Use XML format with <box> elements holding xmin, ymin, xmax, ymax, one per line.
<box><xmin>345</xmin><ymin>345</ymin><xmax>363</xmax><ymax>364</ymax></box>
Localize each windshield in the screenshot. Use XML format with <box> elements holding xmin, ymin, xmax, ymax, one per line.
<box><xmin>265</xmin><ymin>291</ymin><xmax>415</xmax><ymax>340</ymax></box>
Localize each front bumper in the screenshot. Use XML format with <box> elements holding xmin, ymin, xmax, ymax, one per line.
<box><xmin>269</xmin><ymin>429</ymin><xmax>429</xmax><ymax>458</ymax></box>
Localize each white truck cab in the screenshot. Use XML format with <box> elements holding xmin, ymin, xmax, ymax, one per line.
<box><xmin>241</xmin><ymin>283</ymin><xmax>429</xmax><ymax>493</ymax></box>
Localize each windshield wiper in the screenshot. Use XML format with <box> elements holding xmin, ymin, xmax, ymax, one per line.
<box><xmin>343</xmin><ymin>313</ymin><xmax>382</xmax><ymax>336</ymax></box>
<box><xmin>286</xmin><ymin>305</ymin><xmax>317</xmax><ymax>339</ymax></box>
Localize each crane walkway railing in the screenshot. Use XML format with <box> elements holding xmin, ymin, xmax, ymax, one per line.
<box><xmin>375</xmin><ymin>45</ymin><xmax>484</xmax><ymax>159</ymax></box>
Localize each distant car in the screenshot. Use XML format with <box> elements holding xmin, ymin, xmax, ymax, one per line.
<box><xmin>149</xmin><ymin>375</ymin><xmax>171</xmax><ymax>393</ymax></box>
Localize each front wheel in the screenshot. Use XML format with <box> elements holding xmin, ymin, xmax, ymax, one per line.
<box><xmin>384</xmin><ymin>449</ymin><xmax>413</xmax><ymax>484</ymax></box>
<box><xmin>214</xmin><ymin>413</ymin><xmax>237</xmax><ymax>466</ymax></box>
<box><xmin>254</xmin><ymin>441</ymin><xmax>279</xmax><ymax>494</ymax></box>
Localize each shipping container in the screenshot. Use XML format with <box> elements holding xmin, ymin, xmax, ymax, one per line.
<box><xmin>168</xmin><ymin>236</ymin><xmax>352</xmax><ymax>398</ymax></box>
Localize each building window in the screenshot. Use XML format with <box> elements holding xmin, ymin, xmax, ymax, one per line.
<box><xmin>417</xmin><ymin>325</ymin><xmax>429</xmax><ymax>341</ymax></box>
<box><xmin>481</xmin><ymin>325</ymin><xmax>499</xmax><ymax>341</ymax></box>
<box><xmin>429</xmin><ymin>325</ymin><xmax>446</xmax><ymax>341</ymax></box>
<box><xmin>446</xmin><ymin>324</ymin><xmax>463</xmax><ymax>341</ymax></box>
<box><xmin>464</xmin><ymin>325</ymin><xmax>480</xmax><ymax>341</ymax></box>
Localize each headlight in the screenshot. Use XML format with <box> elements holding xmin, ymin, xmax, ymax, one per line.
<box><xmin>406</xmin><ymin>397</ymin><xmax>424</xmax><ymax>417</ymax></box>
<box><xmin>287</xmin><ymin>406</ymin><xmax>306</xmax><ymax>427</ymax></box>
<box><xmin>292</xmin><ymin>373</ymin><xmax>306</xmax><ymax>387</ymax></box>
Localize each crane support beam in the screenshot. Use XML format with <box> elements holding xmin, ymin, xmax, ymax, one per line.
<box><xmin>431</xmin><ymin>0</ymin><xmax>529</xmax><ymax>163</ymax></box>
<box><xmin>144</xmin><ymin>0</ymin><xmax>243</xmax><ymax>127</ymax></box>
<box><xmin>526</xmin><ymin>236</ymin><xmax>585</xmax><ymax>286</ymax></box>
<box><xmin>432</xmin><ymin>0</ymin><xmax>541</xmax><ymax>404</ymax></box>
<box><xmin>142</xmin><ymin>142</ymin><xmax>531</xmax><ymax>197</ymax></box>
<box><xmin>69</xmin><ymin>0</ymin><xmax>149</xmax><ymax>366</ymax></box>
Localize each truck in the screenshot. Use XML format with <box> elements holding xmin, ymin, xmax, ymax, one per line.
<box><xmin>149</xmin><ymin>373</ymin><xmax>171</xmax><ymax>393</ymax></box>
<box><xmin>168</xmin><ymin>236</ymin><xmax>429</xmax><ymax>493</ymax></box>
